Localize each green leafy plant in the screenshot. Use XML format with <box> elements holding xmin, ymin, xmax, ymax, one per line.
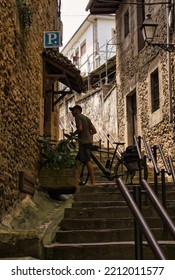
<box><xmin>16</xmin><ymin>0</ymin><xmax>33</xmax><ymax>30</ymax></box>
<box><xmin>37</xmin><ymin>134</ymin><xmax>79</xmax><ymax>170</ymax></box>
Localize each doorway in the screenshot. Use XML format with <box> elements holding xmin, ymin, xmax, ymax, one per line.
<box><xmin>126</xmin><ymin>91</ymin><xmax>137</xmax><ymax>145</ymax></box>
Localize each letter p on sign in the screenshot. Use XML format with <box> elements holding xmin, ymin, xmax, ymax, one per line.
<box><xmin>44</xmin><ymin>31</ymin><xmax>60</xmax><ymax>48</ymax></box>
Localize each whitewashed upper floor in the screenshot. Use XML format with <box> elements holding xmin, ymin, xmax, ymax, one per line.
<box><xmin>61</xmin><ymin>14</ymin><xmax>116</xmax><ymax>77</ymax></box>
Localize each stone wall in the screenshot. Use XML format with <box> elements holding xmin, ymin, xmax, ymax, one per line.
<box><xmin>116</xmin><ymin>4</ymin><xmax>175</xmax><ymax>157</ymax></box>
<box><xmin>0</xmin><ymin>0</ymin><xmax>59</xmax><ymax>218</ymax></box>
<box><xmin>59</xmin><ymin>85</ymin><xmax>118</xmax><ymax>147</ymax></box>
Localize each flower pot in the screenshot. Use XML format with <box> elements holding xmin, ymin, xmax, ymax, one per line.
<box><xmin>39</xmin><ymin>166</ymin><xmax>81</xmax><ymax>193</ymax></box>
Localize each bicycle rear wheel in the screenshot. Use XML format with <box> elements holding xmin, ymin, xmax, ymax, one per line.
<box><xmin>79</xmin><ymin>164</ymin><xmax>89</xmax><ymax>186</ymax></box>
<box><xmin>114</xmin><ymin>160</ymin><xmax>134</xmax><ymax>184</ymax></box>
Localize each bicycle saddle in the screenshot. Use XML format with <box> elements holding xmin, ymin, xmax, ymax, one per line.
<box><xmin>113</xmin><ymin>142</ymin><xmax>125</xmax><ymax>145</ymax></box>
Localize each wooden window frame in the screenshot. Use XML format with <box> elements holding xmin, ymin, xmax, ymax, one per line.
<box><xmin>80</xmin><ymin>40</ymin><xmax>86</xmax><ymax>56</ymax></box>
<box><xmin>124</xmin><ymin>10</ymin><xmax>129</xmax><ymax>38</ymax></box>
<box><xmin>151</xmin><ymin>68</ymin><xmax>160</xmax><ymax>113</ymax></box>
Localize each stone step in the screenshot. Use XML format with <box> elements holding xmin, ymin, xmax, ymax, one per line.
<box><xmin>75</xmin><ymin>190</ymin><xmax>175</xmax><ymax>203</ymax></box>
<box><xmin>72</xmin><ymin>200</ymin><xmax>128</xmax><ymax>208</ymax></box>
<box><xmin>63</xmin><ymin>206</ymin><xmax>175</xmax><ymax>219</ymax></box>
<box><xmin>56</xmin><ymin>228</ymin><xmax>173</xmax><ymax>243</ymax></box>
<box><xmin>74</xmin><ymin>192</ymin><xmax>130</xmax><ymax>202</ymax></box>
<box><xmin>78</xmin><ymin>185</ymin><xmax>175</xmax><ymax>194</ymax></box>
<box><xmin>48</xmin><ymin>182</ymin><xmax>175</xmax><ymax>260</ymax></box>
<box><xmin>78</xmin><ymin>185</ymin><xmax>119</xmax><ymax>193</ymax></box>
<box><xmin>45</xmin><ymin>241</ymin><xmax>175</xmax><ymax>260</ymax></box>
<box><xmin>59</xmin><ymin>217</ymin><xmax>167</xmax><ymax>230</ymax></box>
<box><xmin>72</xmin><ymin>199</ymin><xmax>175</xmax><ymax>208</ymax></box>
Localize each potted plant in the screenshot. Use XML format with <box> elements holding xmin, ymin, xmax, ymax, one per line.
<box><xmin>37</xmin><ymin>134</ymin><xmax>81</xmax><ymax>193</ymax></box>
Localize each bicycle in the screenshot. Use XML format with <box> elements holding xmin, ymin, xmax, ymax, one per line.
<box><xmin>79</xmin><ymin>142</ymin><xmax>148</xmax><ymax>185</ymax></box>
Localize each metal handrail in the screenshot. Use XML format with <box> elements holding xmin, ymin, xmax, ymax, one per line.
<box><xmin>69</xmin><ymin>121</ymin><xmax>75</xmax><ymax>131</ymax></box>
<box><xmin>107</xmin><ymin>133</ymin><xmax>116</xmax><ymax>143</ymax></box>
<box><xmin>142</xmin><ymin>135</ymin><xmax>152</xmax><ymax>160</ymax></box>
<box><xmin>101</xmin><ymin>131</ymin><xmax>115</xmax><ymax>149</ymax></box>
<box><xmin>79</xmin><ymin>37</ymin><xmax>116</xmax><ymax>71</ymax></box>
<box><xmin>116</xmin><ymin>178</ymin><xmax>166</xmax><ymax>260</ymax></box>
<box><xmin>141</xmin><ymin>179</ymin><xmax>175</xmax><ymax>239</ymax></box>
<box><xmin>59</xmin><ymin>120</ymin><xmax>67</xmax><ymax>140</ymax></box>
<box><xmin>147</xmin><ymin>143</ymin><xmax>159</xmax><ymax>174</ymax></box>
<box><xmin>168</xmin><ymin>155</ymin><xmax>175</xmax><ymax>182</ymax></box>
<box><xmin>134</xmin><ymin>135</ymin><xmax>142</xmax><ymax>160</ymax></box>
<box><xmin>135</xmin><ymin>136</ymin><xmax>159</xmax><ymax>174</ymax></box>
<box><xmin>157</xmin><ymin>144</ymin><xmax>171</xmax><ymax>175</ymax></box>
<box><xmin>96</xmin><ymin>131</ymin><xmax>105</xmax><ymax>143</ymax></box>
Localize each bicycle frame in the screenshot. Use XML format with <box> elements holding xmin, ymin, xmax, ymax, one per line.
<box><xmin>90</xmin><ymin>152</ymin><xmax>111</xmax><ymax>177</ymax></box>
<box><xmin>79</xmin><ymin>142</ymin><xmax>146</xmax><ymax>185</ymax></box>
<box><xmin>90</xmin><ymin>142</ymin><xmax>146</xmax><ymax>183</ymax></box>
<box><xmin>90</xmin><ymin>143</ymin><xmax>123</xmax><ymax>180</ymax></box>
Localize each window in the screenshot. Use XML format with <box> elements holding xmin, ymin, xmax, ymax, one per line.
<box><xmin>151</xmin><ymin>69</ymin><xmax>160</xmax><ymax>113</ymax></box>
<box><xmin>112</xmin><ymin>28</ymin><xmax>116</xmax><ymax>44</ymax></box>
<box><xmin>124</xmin><ymin>10</ymin><xmax>129</xmax><ymax>38</ymax></box>
<box><xmin>137</xmin><ymin>0</ymin><xmax>145</xmax><ymax>51</ymax></box>
<box><xmin>73</xmin><ymin>48</ymin><xmax>79</xmax><ymax>67</ymax></box>
<box><xmin>75</xmin><ymin>48</ymin><xmax>79</xmax><ymax>58</ymax></box>
<box><xmin>80</xmin><ymin>41</ymin><xmax>86</xmax><ymax>56</ymax></box>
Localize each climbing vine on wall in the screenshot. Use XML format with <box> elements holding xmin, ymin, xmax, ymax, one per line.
<box><xmin>16</xmin><ymin>0</ymin><xmax>33</xmax><ymax>30</ymax></box>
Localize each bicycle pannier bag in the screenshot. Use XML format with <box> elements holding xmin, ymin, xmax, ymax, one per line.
<box><xmin>123</xmin><ymin>145</ymin><xmax>139</xmax><ymax>163</ymax></box>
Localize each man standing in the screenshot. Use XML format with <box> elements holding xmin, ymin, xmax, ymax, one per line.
<box><xmin>69</xmin><ymin>105</ymin><xmax>97</xmax><ymax>186</ymax></box>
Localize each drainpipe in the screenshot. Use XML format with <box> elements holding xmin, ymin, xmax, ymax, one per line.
<box><xmin>167</xmin><ymin>1</ymin><xmax>173</xmax><ymax>122</ymax></box>
<box><xmin>93</xmin><ymin>19</ymin><xmax>98</xmax><ymax>71</ymax></box>
<box><xmin>87</xmin><ymin>56</ymin><xmax>91</xmax><ymax>90</ymax></box>
<box><xmin>105</xmin><ymin>41</ymin><xmax>108</xmax><ymax>84</ymax></box>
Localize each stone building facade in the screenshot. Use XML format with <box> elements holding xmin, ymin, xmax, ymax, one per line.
<box><xmin>115</xmin><ymin>2</ymin><xmax>175</xmax><ymax>156</ymax></box>
<box><xmin>0</xmin><ymin>0</ymin><xmax>62</xmax><ymax>219</ymax></box>
<box><xmin>87</xmin><ymin>0</ymin><xmax>175</xmax><ymax>159</ymax></box>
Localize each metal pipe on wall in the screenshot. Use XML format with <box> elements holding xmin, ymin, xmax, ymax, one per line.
<box><xmin>167</xmin><ymin>1</ymin><xmax>173</xmax><ymax>122</ymax></box>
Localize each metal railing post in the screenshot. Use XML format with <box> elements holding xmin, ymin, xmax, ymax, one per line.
<box><xmin>141</xmin><ymin>179</ymin><xmax>175</xmax><ymax>240</ymax></box>
<box><xmin>138</xmin><ymin>136</ymin><xmax>143</xmax><ymax>184</ymax></box>
<box><xmin>134</xmin><ymin>135</ymin><xmax>142</xmax><ymax>184</ymax></box>
<box><xmin>107</xmin><ymin>134</ymin><xmax>110</xmax><ymax>159</ymax></box>
<box><xmin>143</xmin><ymin>155</ymin><xmax>147</xmax><ymax>179</ymax></box>
<box><xmin>161</xmin><ymin>169</ymin><xmax>168</xmax><ymax>239</ymax></box>
<box><xmin>161</xmin><ymin>169</ymin><xmax>167</xmax><ymax>209</ymax></box>
<box><xmin>153</xmin><ymin>145</ymin><xmax>159</xmax><ymax>195</ymax></box>
<box><xmin>99</xmin><ymin>139</ymin><xmax>102</xmax><ymax>162</ymax></box>
<box><xmin>116</xmin><ymin>178</ymin><xmax>166</xmax><ymax>260</ymax></box>
<box><xmin>133</xmin><ymin>185</ymin><xmax>143</xmax><ymax>260</ymax></box>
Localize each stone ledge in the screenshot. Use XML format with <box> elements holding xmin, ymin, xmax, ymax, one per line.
<box><xmin>0</xmin><ymin>190</ymin><xmax>73</xmax><ymax>259</ymax></box>
<box><xmin>0</xmin><ymin>230</ymin><xmax>44</xmax><ymax>259</ymax></box>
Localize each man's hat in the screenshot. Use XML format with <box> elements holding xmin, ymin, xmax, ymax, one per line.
<box><xmin>69</xmin><ymin>105</ymin><xmax>82</xmax><ymax>112</ymax></box>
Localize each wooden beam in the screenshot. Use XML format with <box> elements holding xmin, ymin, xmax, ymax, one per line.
<box><xmin>45</xmin><ymin>74</ymin><xmax>66</xmax><ymax>79</ymax></box>
<box><xmin>52</xmin><ymin>88</ymin><xmax>73</xmax><ymax>111</ymax></box>
<box><xmin>53</xmin><ymin>92</ymin><xmax>68</xmax><ymax>109</ymax></box>
<box><xmin>53</xmin><ymin>90</ymin><xmax>72</xmax><ymax>95</ymax></box>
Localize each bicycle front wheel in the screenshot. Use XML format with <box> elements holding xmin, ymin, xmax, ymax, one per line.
<box><xmin>79</xmin><ymin>164</ymin><xmax>89</xmax><ymax>186</ymax></box>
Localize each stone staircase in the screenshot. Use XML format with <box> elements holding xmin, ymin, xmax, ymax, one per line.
<box><xmin>45</xmin><ymin>183</ymin><xmax>175</xmax><ymax>260</ymax></box>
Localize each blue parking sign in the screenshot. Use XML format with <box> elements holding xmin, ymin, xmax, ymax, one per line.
<box><xmin>44</xmin><ymin>31</ymin><xmax>60</xmax><ymax>48</ymax></box>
